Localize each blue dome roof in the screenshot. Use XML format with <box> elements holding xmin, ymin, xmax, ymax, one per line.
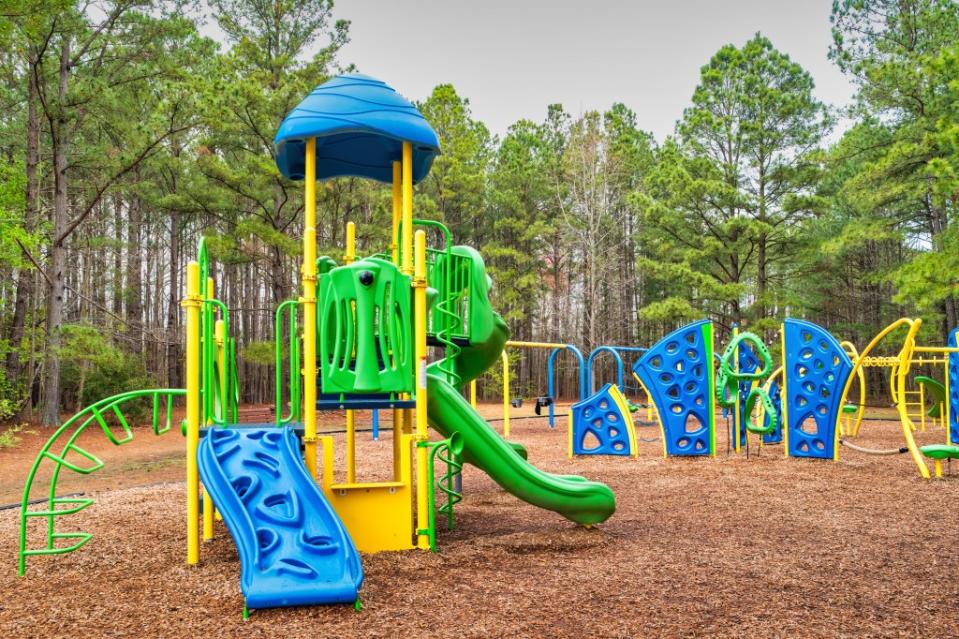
<box><xmin>274</xmin><ymin>74</ymin><xmax>440</xmax><ymax>184</ymax></box>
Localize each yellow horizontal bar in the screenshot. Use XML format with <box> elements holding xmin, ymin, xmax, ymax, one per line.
<box><xmin>330</xmin><ymin>480</ymin><xmax>407</xmax><ymax>490</ymax></box>
<box><xmin>913</xmin><ymin>346</ymin><xmax>959</xmax><ymax>354</ymax></box>
<box><xmin>505</xmin><ymin>340</ymin><xmax>569</xmax><ymax>349</ymax></box>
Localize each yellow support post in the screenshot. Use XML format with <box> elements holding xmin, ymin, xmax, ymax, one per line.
<box><xmin>400</xmin><ymin>143</ymin><xmax>414</xmax><ymax>457</ymax></box>
<box><xmin>302</xmin><ymin>137</ymin><xmax>318</xmax><ymax>478</ymax></box>
<box><xmin>501</xmin><ymin>350</ymin><xmax>510</xmax><ymax>438</ymax></box>
<box><xmin>781</xmin><ymin>325</ymin><xmax>790</xmax><ymax>459</ymax></box>
<box><xmin>183</xmin><ymin>261</ymin><xmax>201</xmax><ymax>564</ymax></box>
<box><xmin>470</xmin><ymin>380</ymin><xmax>477</xmax><ymax>409</ymax></box>
<box><xmin>401</xmin><ymin>143</ymin><xmax>413</xmax><ymax>276</ymax></box>
<box><xmin>203</xmin><ymin>317</ymin><xmax>227</xmax><ymax>541</ymax></box>
<box><xmin>413</xmin><ymin>230</ymin><xmax>430</xmax><ymax>550</ymax></box>
<box><xmin>946</xmin><ymin>356</ymin><xmax>952</xmax><ymax>445</ymax></box>
<box><xmin>390</xmin><ymin>160</ymin><xmax>405</xmax><ymax>477</ymax></box>
<box><xmin>344</xmin><ymin>221</ymin><xmax>356</xmax><ymax>483</ymax></box>
<box><xmin>733</xmin><ymin>326</ymin><xmax>741</xmax><ymax>454</ymax></box>
<box><xmin>391</xmin><ymin>161</ymin><xmax>401</xmax><ymax>266</ymax></box>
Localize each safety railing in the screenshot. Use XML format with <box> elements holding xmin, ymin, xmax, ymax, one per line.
<box><xmin>198</xmin><ymin>238</ymin><xmax>236</xmax><ymax>426</ymax></box>
<box><xmin>275</xmin><ymin>299</ymin><xmax>302</xmax><ymax>426</ymax></box>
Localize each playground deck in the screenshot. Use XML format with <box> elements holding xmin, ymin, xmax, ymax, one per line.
<box><xmin>2</xmin><ymin>405</ymin><xmax>958</xmax><ymax>637</ymax></box>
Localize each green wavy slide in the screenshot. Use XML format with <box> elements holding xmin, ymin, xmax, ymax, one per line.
<box><xmin>426</xmin><ymin>246</ymin><xmax>615</xmax><ymax>526</ymax></box>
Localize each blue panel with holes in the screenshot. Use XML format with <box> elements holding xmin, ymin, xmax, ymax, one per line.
<box><xmin>763</xmin><ymin>379</ymin><xmax>784</xmax><ymax>444</ymax></box>
<box><xmin>783</xmin><ymin>319</ymin><xmax>852</xmax><ymax>459</ymax></box>
<box><xmin>948</xmin><ymin>328</ymin><xmax>959</xmax><ymax>445</ymax></box>
<box><xmin>732</xmin><ymin>342</ymin><xmax>783</xmax><ymax>445</ymax></box>
<box><xmin>198</xmin><ymin>426</ymin><xmax>363</xmax><ymax>609</ymax></box>
<box><xmin>735</xmin><ymin>342</ymin><xmax>760</xmax><ymax>448</ymax></box>
<box><xmin>633</xmin><ymin>320</ymin><xmax>714</xmax><ymax>456</ymax></box>
<box><xmin>571</xmin><ymin>383</ymin><xmax>633</xmax><ymax>456</ymax></box>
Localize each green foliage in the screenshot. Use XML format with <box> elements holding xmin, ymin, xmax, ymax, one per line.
<box><xmin>239</xmin><ymin>340</ymin><xmax>276</xmax><ymax>366</ymax></box>
<box><xmin>0</xmin><ymin>423</ymin><xmax>33</xmax><ymax>448</ymax></box>
<box><xmin>58</xmin><ymin>325</ymin><xmax>155</xmax><ymax>409</ymax></box>
<box><xmin>0</xmin><ymin>157</ymin><xmax>34</xmax><ymax>270</ymax></box>
<box><xmin>418</xmin><ymin>85</ymin><xmax>493</xmax><ymax>246</ymax></box>
<box><xmin>638</xmin><ymin>34</ymin><xmax>829</xmax><ymax>331</ymax></box>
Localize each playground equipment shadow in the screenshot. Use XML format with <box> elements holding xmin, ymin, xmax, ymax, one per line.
<box><xmin>2</xmin><ymin>404</ymin><xmax>959</xmax><ymax>637</ymax></box>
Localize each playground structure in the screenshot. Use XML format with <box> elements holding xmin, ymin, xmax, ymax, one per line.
<box><xmin>12</xmin><ymin>72</ymin><xmax>959</xmax><ymax>630</ymax></box>
<box><xmin>627</xmin><ymin>315</ymin><xmax>959</xmax><ymax>479</ymax></box>
<box><xmin>16</xmin><ymin>74</ymin><xmax>616</xmax><ymax>613</ymax></box>
<box><xmin>487</xmin><ymin>340</ymin><xmax>655</xmax><ymax>439</ymax></box>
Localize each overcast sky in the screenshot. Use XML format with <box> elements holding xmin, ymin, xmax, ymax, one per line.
<box><xmin>199</xmin><ymin>1</ymin><xmax>856</xmax><ymax>141</ymax></box>
<box><xmin>326</xmin><ymin>0</ymin><xmax>856</xmax><ymax>141</ymax></box>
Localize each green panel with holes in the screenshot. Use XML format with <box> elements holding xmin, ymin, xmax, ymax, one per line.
<box><xmin>318</xmin><ymin>257</ymin><xmax>413</xmax><ymax>395</ymax></box>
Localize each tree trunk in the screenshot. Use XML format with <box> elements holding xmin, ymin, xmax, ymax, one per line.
<box><xmin>5</xmin><ymin>59</ymin><xmax>40</xmax><ymax>384</ymax></box>
<box><xmin>41</xmin><ymin>37</ymin><xmax>71</xmax><ymax>427</ymax></box>
<box><xmin>126</xmin><ymin>185</ymin><xmax>143</xmax><ymax>353</ymax></box>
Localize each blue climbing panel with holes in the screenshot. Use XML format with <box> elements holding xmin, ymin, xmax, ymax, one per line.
<box><xmin>571</xmin><ymin>383</ymin><xmax>635</xmax><ymax>456</ymax></box>
<box><xmin>763</xmin><ymin>379</ymin><xmax>784</xmax><ymax>444</ymax></box>
<box><xmin>948</xmin><ymin>328</ymin><xmax>959</xmax><ymax>445</ymax></box>
<box><xmin>197</xmin><ymin>426</ymin><xmax>363</xmax><ymax>609</ymax></box>
<box><xmin>783</xmin><ymin>319</ymin><xmax>852</xmax><ymax>459</ymax></box>
<box><xmin>734</xmin><ymin>342</ymin><xmax>760</xmax><ymax>448</ymax></box>
<box><xmin>733</xmin><ymin>343</ymin><xmax>783</xmax><ymax>445</ymax></box>
<box><xmin>633</xmin><ymin>320</ymin><xmax>715</xmax><ymax>456</ymax></box>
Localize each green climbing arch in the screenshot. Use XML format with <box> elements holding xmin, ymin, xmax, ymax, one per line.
<box><xmin>18</xmin><ymin>388</ymin><xmax>185</xmax><ymax>575</ymax></box>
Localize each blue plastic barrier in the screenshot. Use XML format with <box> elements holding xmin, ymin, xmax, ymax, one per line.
<box><xmin>948</xmin><ymin>327</ymin><xmax>959</xmax><ymax>445</ymax></box>
<box><xmin>633</xmin><ymin>320</ymin><xmax>715</xmax><ymax>456</ymax></box>
<box><xmin>782</xmin><ymin>319</ymin><xmax>852</xmax><ymax>459</ymax></box>
<box><xmin>570</xmin><ymin>383</ymin><xmax>636</xmax><ymax>456</ymax></box>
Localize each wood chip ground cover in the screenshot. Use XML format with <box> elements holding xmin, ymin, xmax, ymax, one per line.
<box><xmin>1</xmin><ymin>408</ymin><xmax>957</xmax><ymax>637</ymax></box>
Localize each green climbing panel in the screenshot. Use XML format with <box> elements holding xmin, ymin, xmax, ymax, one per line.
<box><xmin>319</xmin><ymin>257</ymin><xmax>413</xmax><ymax>395</ymax></box>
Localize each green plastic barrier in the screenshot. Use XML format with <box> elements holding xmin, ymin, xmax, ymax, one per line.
<box><xmin>318</xmin><ymin>257</ymin><xmax>413</xmax><ymax>395</ymax></box>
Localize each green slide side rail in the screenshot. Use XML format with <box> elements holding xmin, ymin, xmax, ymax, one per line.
<box><xmin>425</xmin><ymin>246</ymin><xmax>615</xmax><ymax>526</ymax></box>
<box><xmin>915</xmin><ymin>375</ymin><xmax>946</xmax><ymax>418</ymax></box>
<box><xmin>18</xmin><ymin>388</ymin><xmax>185</xmax><ymax>576</ymax></box>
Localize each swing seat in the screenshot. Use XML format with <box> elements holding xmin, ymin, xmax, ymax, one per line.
<box><xmin>919</xmin><ymin>444</ymin><xmax>959</xmax><ymax>460</ymax></box>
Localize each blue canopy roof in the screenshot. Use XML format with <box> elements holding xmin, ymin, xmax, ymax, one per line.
<box><xmin>274</xmin><ymin>74</ymin><xmax>440</xmax><ymax>184</ymax></box>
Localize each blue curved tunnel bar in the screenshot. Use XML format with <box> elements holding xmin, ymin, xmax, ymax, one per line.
<box><xmin>546</xmin><ymin>345</ymin><xmax>586</xmax><ymax>427</ymax></box>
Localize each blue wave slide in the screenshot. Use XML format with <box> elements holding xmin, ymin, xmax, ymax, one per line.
<box><xmin>197</xmin><ymin>427</ymin><xmax>363</xmax><ymax>609</ymax></box>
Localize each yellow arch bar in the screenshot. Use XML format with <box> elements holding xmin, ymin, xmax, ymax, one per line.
<box><xmin>834</xmin><ymin>318</ymin><xmax>930</xmax><ymax>478</ymax></box>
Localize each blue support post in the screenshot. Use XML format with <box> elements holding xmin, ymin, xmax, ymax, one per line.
<box><xmin>372</xmin><ymin>409</ymin><xmax>379</xmax><ymax>441</ymax></box>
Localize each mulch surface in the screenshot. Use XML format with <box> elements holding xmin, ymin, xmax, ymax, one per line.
<box><xmin>1</xmin><ymin>407</ymin><xmax>958</xmax><ymax>637</ymax></box>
